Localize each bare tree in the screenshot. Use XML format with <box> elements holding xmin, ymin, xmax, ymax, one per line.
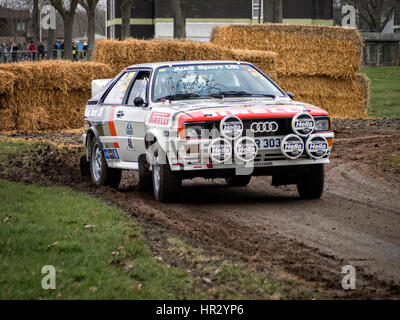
<box><xmin>32</xmin><ymin>0</ymin><xmax>39</xmax><ymax>43</ymax></box>
<box><xmin>263</xmin><ymin>0</ymin><xmax>282</xmax><ymax>23</ymax></box>
<box><xmin>343</xmin><ymin>0</ymin><xmax>398</xmax><ymax>32</ymax></box>
<box><xmin>79</xmin><ymin>0</ymin><xmax>99</xmax><ymax>58</ymax></box>
<box><xmin>120</xmin><ymin>0</ymin><xmax>135</xmax><ymax>40</ymax></box>
<box><xmin>171</xmin><ymin>0</ymin><xmax>186</xmax><ymax>38</ymax></box>
<box><xmin>50</xmin><ymin>0</ymin><xmax>79</xmax><ymax>60</ymax></box>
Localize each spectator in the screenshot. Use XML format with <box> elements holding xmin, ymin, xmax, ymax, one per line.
<box><xmin>21</xmin><ymin>42</ymin><xmax>28</xmax><ymax>61</ymax></box>
<box><xmin>11</xmin><ymin>42</ymin><xmax>18</xmax><ymax>63</ymax></box>
<box><xmin>2</xmin><ymin>43</ymin><xmax>9</xmax><ymax>63</ymax></box>
<box><xmin>72</xmin><ymin>42</ymin><xmax>78</xmax><ymax>61</ymax></box>
<box><xmin>83</xmin><ymin>42</ymin><xmax>88</xmax><ymax>58</ymax></box>
<box><xmin>0</xmin><ymin>44</ymin><xmax>3</xmax><ymax>63</ymax></box>
<box><xmin>60</xmin><ymin>41</ymin><xmax>64</xmax><ymax>59</ymax></box>
<box><xmin>28</xmin><ymin>41</ymin><xmax>37</xmax><ymax>61</ymax></box>
<box><xmin>53</xmin><ymin>41</ymin><xmax>58</xmax><ymax>59</ymax></box>
<box><xmin>37</xmin><ymin>41</ymin><xmax>45</xmax><ymax>60</ymax></box>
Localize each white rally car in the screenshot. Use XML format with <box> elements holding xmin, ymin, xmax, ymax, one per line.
<box><xmin>82</xmin><ymin>61</ymin><xmax>334</xmax><ymax>202</ymax></box>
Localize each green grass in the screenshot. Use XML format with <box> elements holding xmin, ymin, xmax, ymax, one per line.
<box><xmin>362</xmin><ymin>66</ymin><xmax>400</xmax><ymax>118</ymax></box>
<box><xmin>0</xmin><ymin>137</ymin><xmax>318</xmax><ymax>299</ymax></box>
<box><xmin>0</xmin><ymin>179</ymin><xmax>196</xmax><ymax>299</ymax></box>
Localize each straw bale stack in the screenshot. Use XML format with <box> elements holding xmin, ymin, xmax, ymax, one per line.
<box><xmin>0</xmin><ymin>61</ymin><xmax>113</xmax><ymax>131</ymax></box>
<box><xmin>91</xmin><ymin>38</ymin><xmax>277</xmax><ymax>77</ymax></box>
<box><xmin>211</xmin><ymin>24</ymin><xmax>368</xmax><ymax>117</ymax></box>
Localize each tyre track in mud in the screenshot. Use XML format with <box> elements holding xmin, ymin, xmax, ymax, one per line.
<box><xmin>1</xmin><ymin>127</ymin><xmax>400</xmax><ymax>299</ymax></box>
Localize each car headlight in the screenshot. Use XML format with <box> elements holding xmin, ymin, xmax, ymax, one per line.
<box><xmin>184</xmin><ymin>124</ymin><xmax>205</xmax><ymax>139</ymax></box>
<box><xmin>315</xmin><ymin>118</ymin><xmax>330</xmax><ymax>132</ymax></box>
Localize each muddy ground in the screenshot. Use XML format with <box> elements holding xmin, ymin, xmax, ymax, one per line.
<box><xmin>1</xmin><ymin>119</ymin><xmax>400</xmax><ymax>299</ymax></box>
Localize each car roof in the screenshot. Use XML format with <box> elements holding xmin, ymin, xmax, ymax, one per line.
<box><xmin>126</xmin><ymin>60</ymin><xmax>249</xmax><ymax>70</ymax></box>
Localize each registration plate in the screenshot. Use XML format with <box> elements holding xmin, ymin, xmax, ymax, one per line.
<box><xmin>254</xmin><ymin>136</ymin><xmax>284</xmax><ymax>151</ymax></box>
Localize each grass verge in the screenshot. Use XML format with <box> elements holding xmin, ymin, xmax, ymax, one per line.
<box><xmin>0</xmin><ymin>136</ymin><xmax>319</xmax><ymax>299</ymax></box>
<box><xmin>362</xmin><ymin>66</ymin><xmax>400</xmax><ymax>118</ymax></box>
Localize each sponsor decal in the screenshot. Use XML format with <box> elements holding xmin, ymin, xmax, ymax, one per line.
<box><xmin>127</xmin><ymin>137</ymin><xmax>135</xmax><ymax>151</ymax></box>
<box><xmin>291</xmin><ymin>112</ymin><xmax>315</xmax><ymax>137</ymax></box>
<box><xmin>234</xmin><ymin>137</ymin><xmax>258</xmax><ymax>162</ymax></box>
<box><xmin>103</xmin><ymin>148</ymin><xmax>110</xmax><ymax>159</ymax></box>
<box><xmin>149</xmin><ymin>111</ymin><xmax>170</xmax><ymax>126</ymax></box>
<box><xmin>281</xmin><ymin>134</ymin><xmax>305</xmax><ymax>160</ymax></box>
<box><xmin>220</xmin><ymin>115</ymin><xmax>243</xmax><ymax>140</ymax></box>
<box><xmin>305</xmin><ymin>135</ymin><xmax>329</xmax><ymax>159</ymax></box>
<box><xmin>208</xmin><ymin>138</ymin><xmax>232</xmax><ymax>164</ymax></box>
<box><xmin>250</xmin><ymin>121</ymin><xmax>278</xmax><ymax>133</ymax></box>
<box><xmin>103</xmin><ymin>148</ymin><xmax>120</xmax><ymax>160</ymax></box>
<box><xmin>126</xmin><ymin>122</ymin><xmax>134</xmax><ymax>135</ymax></box>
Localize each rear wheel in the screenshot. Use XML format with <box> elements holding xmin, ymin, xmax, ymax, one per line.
<box><xmin>151</xmin><ymin>144</ymin><xmax>181</xmax><ymax>202</ymax></box>
<box><xmin>225</xmin><ymin>175</ymin><xmax>252</xmax><ymax>187</ymax></box>
<box><xmin>90</xmin><ymin>137</ymin><xmax>121</xmax><ymax>189</ymax></box>
<box><xmin>296</xmin><ymin>164</ymin><xmax>324</xmax><ymax>199</ymax></box>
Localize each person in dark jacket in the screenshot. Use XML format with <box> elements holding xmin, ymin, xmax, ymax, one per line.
<box><xmin>72</xmin><ymin>42</ymin><xmax>78</xmax><ymax>61</ymax></box>
<box><xmin>53</xmin><ymin>41</ymin><xmax>58</xmax><ymax>59</ymax></box>
<box><xmin>37</xmin><ymin>41</ymin><xmax>45</xmax><ymax>59</ymax></box>
<box><xmin>60</xmin><ymin>41</ymin><xmax>64</xmax><ymax>59</ymax></box>
<box><xmin>11</xmin><ymin>42</ymin><xmax>18</xmax><ymax>62</ymax></box>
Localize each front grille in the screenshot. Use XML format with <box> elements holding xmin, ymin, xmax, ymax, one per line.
<box><xmin>242</xmin><ymin>117</ymin><xmax>293</xmax><ymax>137</ymax></box>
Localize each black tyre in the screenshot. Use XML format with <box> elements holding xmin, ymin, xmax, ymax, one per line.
<box><xmin>137</xmin><ymin>155</ymin><xmax>152</xmax><ymax>192</ymax></box>
<box><xmin>296</xmin><ymin>164</ymin><xmax>324</xmax><ymax>199</ymax></box>
<box><xmin>79</xmin><ymin>155</ymin><xmax>90</xmax><ymax>177</ymax></box>
<box><xmin>225</xmin><ymin>175</ymin><xmax>252</xmax><ymax>187</ymax></box>
<box><xmin>151</xmin><ymin>144</ymin><xmax>181</xmax><ymax>202</ymax></box>
<box><xmin>89</xmin><ymin>137</ymin><xmax>121</xmax><ymax>189</ymax></box>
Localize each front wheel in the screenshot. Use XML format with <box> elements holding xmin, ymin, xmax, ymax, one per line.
<box><xmin>90</xmin><ymin>137</ymin><xmax>121</xmax><ymax>189</ymax></box>
<box><xmin>151</xmin><ymin>145</ymin><xmax>181</xmax><ymax>202</ymax></box>
<box><xmin>296</xmin><ymin>164</ymin><xmax>324</xmax><ymax>199</ymax></box>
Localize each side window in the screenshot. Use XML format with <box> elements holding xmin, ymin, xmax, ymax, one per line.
<box><xmin>126</xmin><ymin>71</ymin><xmax>150</xmax><ymax>105</ymax></box>
<box><xmin>103</xmin><ymin>72</ymin><xmax>136</xmax><ymax>104</ymax></box>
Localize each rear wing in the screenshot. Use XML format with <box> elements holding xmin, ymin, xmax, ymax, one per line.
<box><xmin>91</xmin><ymin>79</ymin><xmax>112</xmax><ymax>98</ymax></box>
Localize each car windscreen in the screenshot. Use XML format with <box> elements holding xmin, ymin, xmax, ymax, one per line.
<box><xmin>152</xmin><ymin>63</ymin><xmax>285</xmax><ymax>102</ymax></box>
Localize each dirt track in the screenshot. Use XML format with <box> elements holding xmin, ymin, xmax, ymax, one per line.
<box><xmin>1</xmin><ymin>119</ymin><xmax>400</xmax><ymax>299</ymax></box>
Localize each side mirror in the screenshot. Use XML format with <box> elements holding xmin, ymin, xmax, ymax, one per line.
<box><xmin>134</xmin><ymin>96</ymin><xmax>145</xmax><ymax>107</ymax></box>
<box><xmin>286</xmin><ymin>92</ymin><xmax>294</xmax><ymax>99</ymax></box>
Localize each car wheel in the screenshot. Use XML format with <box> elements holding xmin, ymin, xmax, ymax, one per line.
<box><xmin>137</xmin><ymin>154</ymin><xmax>152</xmax><ymax>192</ymax></box>
<box><xmin>225</xmin><ymin>175</ymin><xmax>252</xmax><ymax>187</ymax></box>
<box><xmin>151</xmin><ymin>144</ymin><xmax>181</xmax><ymax>202</ymax></box>
<box><xmin>90</xmin><ymin>137</ymin><xmax>121</xmax><ymax>189</ymax></box>
<box><xmin>296</xmin><ymin>164</ymin><xmax>324</xmax><ymax>199</ymax></box>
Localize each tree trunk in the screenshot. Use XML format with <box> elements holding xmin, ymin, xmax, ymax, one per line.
<box><xmin>87</xmin><ymin>7</ymin><xmax>96</xmax><ymax>59</ymax></box>
<box><xmin>64</xmin><ymin>14</ymin><xmax>74</xmax><ymax>60</ymax></box>
<box><xmin>263</xmin><ymin>0</ymin><xmax>282</xmax><ymax>23</ymax></box>
<box><xmin>47</xmin><ymin>27</ymin><xmax>54</xmax><ymax>59</ymax></box>
<box><xmin>32</xmin><ymin>0</ymin><xmax>40</xmax><ymax>43</ymax></box>
<box><xmin>121</xmin><ymin>0</ymin><xmax>133</xmax><ymax>40</ymax></box>
<box><xmin>171</xmin><ymin>0</ymin><xmax>186</xmax><ymax>38</ymax></box>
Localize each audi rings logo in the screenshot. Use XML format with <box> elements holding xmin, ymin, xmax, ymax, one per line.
<box><xmin>250</xmin><ymin>121</ymin><xmax>278</xmax><ymax>133</ymax></box>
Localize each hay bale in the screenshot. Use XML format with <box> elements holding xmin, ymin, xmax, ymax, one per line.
<box><xmin>0</xmin><ymin>61</ymin><xmax>113</xmax><ymax>132</ymax></box>
<box><xmin>91</xmin><ymin>38</ymin><xmax>277</xmax><ymax>76</ymax></box>
<box><xmin>276</xmin><ymin>74</ymin><xmax>369</xmax><ymax>118</ymax></box>
<box><xmin>210</xmin><ymin>24</ymin><xmax>363</xmax><ymax>78</ymax></box>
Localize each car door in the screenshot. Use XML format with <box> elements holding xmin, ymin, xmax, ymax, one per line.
<box><xmin>114</xmin><ymin>69</ymin><xmax>151</xmax><ymax>163</ymax></box>
<box><xmin>96</xmin><ymin>71</ymin><xmax>136</xmax><ymax>165</ymax></box>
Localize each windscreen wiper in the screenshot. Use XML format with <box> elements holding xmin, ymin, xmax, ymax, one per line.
<box><xmin>209</xmin><ymin>91</ymin><xmax>276</xmax><ymax>99</ymax></box>
<box><xmin>157</xmin><ymin>93</ymin><xmax>201</xmax><ymax>101</ymax></box>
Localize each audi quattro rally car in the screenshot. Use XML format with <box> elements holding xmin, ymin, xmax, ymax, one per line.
<box><xmin>82</xmin><ymin>61</ymin><xmax>334</xmax><ymax>202</ymax></box>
